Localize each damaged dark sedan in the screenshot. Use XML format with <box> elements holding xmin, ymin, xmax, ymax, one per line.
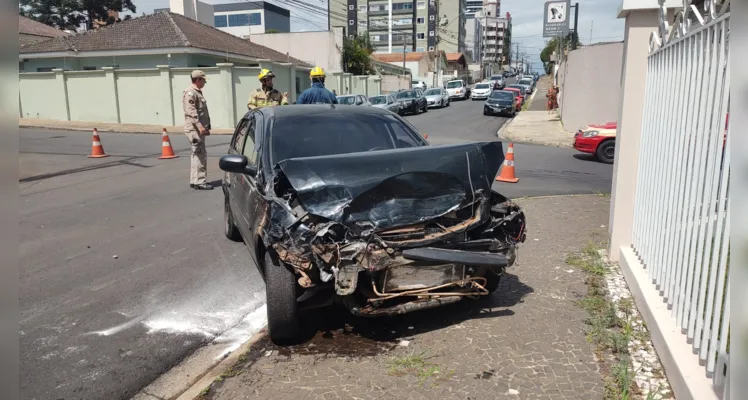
<box><xmin>219</xmin><ymin>105</ymin><xmax>527</xmax><ymax>343</ymax></box>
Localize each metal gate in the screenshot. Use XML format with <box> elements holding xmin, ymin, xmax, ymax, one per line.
<box><xmin>631</xmin><ymin>0</ymin><xmax>730</xmax><ymax>398</ymax></box>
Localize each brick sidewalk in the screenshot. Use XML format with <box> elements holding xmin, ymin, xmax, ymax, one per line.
<box><xmin>19</xmin><ymin>118</ymin><xmax>235</xmax><ymax>135</ymax></box>
<box><xmin>200</xmin><ymin>195</ymin><xmax>611</xmax><ymax>400</ymax></box>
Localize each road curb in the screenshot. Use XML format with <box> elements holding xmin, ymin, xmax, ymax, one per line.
<box><xmin>175</xmin><ymin>329</ymin><xmax>268</xmax><ymax>400</ymax></box>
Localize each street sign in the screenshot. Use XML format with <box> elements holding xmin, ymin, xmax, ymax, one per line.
<box><xmin>542</xmin><ymin>0</ymin><xmax>570</xmax><ymax>38</ymax></box>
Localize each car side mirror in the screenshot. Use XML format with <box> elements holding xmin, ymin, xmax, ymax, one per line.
<box><xmin>219</xmin><ymin>154</ymin><xmax>257</xmax><ymax>177</ymax></box>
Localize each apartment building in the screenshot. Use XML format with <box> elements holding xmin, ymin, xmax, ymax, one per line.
<box><xmin>345</xmin><ymin>0</ymin><xmax>465</xmax><ymax>54</ymax></box>
<box><xmin>213</xmin><ymin>2</ymin><xmax>291</xmax><ymax>36</ymax></box>
<box><xmin>474</xmin><ymin>1</ymin><xmax>511</xmax><ymax>73</ymax></box>
<box><xmin>465</xmin><ymin>0</ymin><xmax>484</xmax><ymax>18</ymax></box>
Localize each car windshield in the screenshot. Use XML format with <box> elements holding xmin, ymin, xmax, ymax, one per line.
<box><xmin>490</xmin><ymin>91</ymin><xmax>513</xmax><ymax>100</ymax></box>
<box><xmin>424</xmin><ymin>88</ymin><xmax>441</xmax><ymax>95</ymax></box>
<box><xmin>271</xmin><ymin>113</ymin><xmax>424</xmax><ymax>164</ymax></box>
<box><xmin>446</xmin><ymin>81</ymin><xmax>463</xmax><ymax>88</ymax></box>
<box><xmin>508</xmin><ymin>85</ymin><xmax>525</xmax><ymax>90</ymax></box>
<box><xmin>519</xmin><ymin>79</ymin><xmax>533</xmax><ymax>85</ymax></box>
<box><xmin>396</xmin><ymin>90</ymin><xmax>416</xmax><ymax>99</ymax></box>
<box><xmin>475</xmin><ymin>83</ymin><xmax>490</xmax><ymax>89</ymax></box>
<box><xmin>369</xmin><ymin>95</ymin><xmax>387</xmax><ymax>105</ymax></box>
<box><xmin>337</xmin><ymin>96</ymin><xmax>356</xmax><ymax>105</ymax></box>
<box><xmin>411</xmin><ymin>81</ymin><xmax>419</xmax><ymax>85</ymax></box>
<box><xmin>490</xmin><ymin>76</ymin><xmax>502</xmax><ymax>81</ymax></box>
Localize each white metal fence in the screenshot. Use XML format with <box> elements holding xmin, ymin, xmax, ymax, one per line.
<box><xmin>632</xmin><ymin>5</ymin><xmax>730</xmax><ymax>399</ymax></box>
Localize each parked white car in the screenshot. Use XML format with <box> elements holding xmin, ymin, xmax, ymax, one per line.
<box><xmin>471</xmin><ymin>83</ymin><xmax>493</xmax><ymax>100</ymax></box>
<box><xmin>445</xmin><ymin>79</ymin><xmax>468</xmax><ymax>100</ymax></box>
<box><xmin>488</xmin><ymin>75</ymin><xmax>505</xmax><ymax>90</ymax></box>
<box><xmin>337</xmin><ymin>94</ymin><xmax>372</xmax><ymax>106</ymax></box>
<box><xmin>411</xmin><ymin>80</ymin><xmax>427</xmax><ymax>90</ymax></box>
<box><xmin>369</xmin><ymin>94</ymin><xmax>401</xmax><ymax>113</ymax></box>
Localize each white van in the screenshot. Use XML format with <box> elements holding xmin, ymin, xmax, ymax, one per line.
<box><xmin>445</xmin><ymin>79</ymin><xmax>467</xmax><ymax>100</ymax></box>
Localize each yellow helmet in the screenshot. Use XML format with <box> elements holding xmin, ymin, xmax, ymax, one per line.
<box><xmin>258</xmin><ymin>69</ymin><xmax>275</xmax><ymax>80</ymax></box>
<box><xmin>310</xmin><ymin>66</ymin><xmax>325</xmax><ymax>78</ymax></box>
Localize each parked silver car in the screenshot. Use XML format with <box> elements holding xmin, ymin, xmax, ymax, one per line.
<box><xmin>369</xmin><ymin>94</ymin><xmax>401</xmax><ymax>113</ymax></box>
<box><xmin>423</xmin><ymin>87</ymin><xmax>449</xmax><ymax>108</ymax></box>
<box><xmin>337</xmin><ymin>94</ymin><xmax>372</xmax><ymax>106</ymax></box>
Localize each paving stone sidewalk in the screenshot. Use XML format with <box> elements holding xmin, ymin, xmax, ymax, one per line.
<box><xmin>19</xmin><ymin>118</ymin><xmax>235</xmax><ymax>135</ymax></box>
<box><xmin>201</xmin><ymin>195</ymin><xmax>611</xmax><ymax>400</ymax></box>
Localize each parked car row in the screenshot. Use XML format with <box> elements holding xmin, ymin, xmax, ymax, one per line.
<box><xmin>364</xmin><ymin>85</ymin><xmax>457</xmax><ymax>116</ymax></box>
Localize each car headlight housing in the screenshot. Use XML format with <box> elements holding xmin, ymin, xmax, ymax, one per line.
<box><xmin>582</xmin><ymin>130</ymin><xmax>600</xmax><ymax>138</ymax></box>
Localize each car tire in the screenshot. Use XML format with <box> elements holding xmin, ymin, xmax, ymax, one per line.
<box><xmin>483</xmin><ymin>110</ymin><xmax>489</xmax><ymax>116</ymax></box>
<box><xmin>224</xmin><ymin>197</ymin><xmax>242</xmax><ymax>242</ymax></box>
<box><xmin>423</xmin><ymin>102</ymin><xmax>428</xmax><ymax>112</ymax></box>
<box><xmin>264</xmin><ymin>251</ymin><xmax>299</xmax><ymax>344</ymax></box>
<box><xmin>596</xmin><ymin>140</ymin><xmax>616</xmax><ymax>164</ymax></box>
<box><xmin>414</xmin><ymin>104</ymin><xmax>421</xmax><ymax>115</ymax></box>
<box><xmin>483</xmin><ymin>270</ymin><xmax>501</xmax><ymax>293</ymax></box>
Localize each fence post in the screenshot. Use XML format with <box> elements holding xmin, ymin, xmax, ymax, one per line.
<box><xmin>216</xmin><ymin>63</ymin><xmax>235</xmax><ymax>127</ymax></box>
<box><xmin>343</xmin><ymin>73</ymin><xmax>352</xmax><ymax>94</ymax></box>
<box><xmin>372</xmin><ymin>77</ymin><xmax>382</xmax><ymax>96</ymax></box>
<box><xmin>52</xmin><ymin>69</ymin><xmax>71</xmax><ymax>121</ymax></box>
<box><xmin>102</xmin><ymin>66</ymin><xmax>120</xmax><ymax>123</ymax></box>
<box><xmin>156</xmin><ymin>65</ymin><xmax>175</xmax><ymax>126</ymax></box>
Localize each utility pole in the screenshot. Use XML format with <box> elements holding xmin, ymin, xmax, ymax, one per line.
<box><xmin>589</xmin><ymin>21</ymin><xmax>593</xmax><ymax>44</ymax></box>
<box><xmin>571</xmin><ymin>2</ymin><xmax>580</xmax><ymax>50</ymax></box>
<box><xmin>402</xmin><ymin>42</ymin><xmax>407</xmax><ymax>87</ymax></box>
<box><xmin>515</xmin><ymin>42</ymin><xmax>519</xmax><ymax>72</ymax></box>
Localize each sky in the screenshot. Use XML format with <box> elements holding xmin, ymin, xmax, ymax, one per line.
<box><xmin>500</xmin><ymin>0</ymin><xmax>625</xmax><ymax>72</ymax></box>
<box><xmin>126</xmin><ymin>0</ymin><xmax>625</xmax><ymax>70</ymax></box>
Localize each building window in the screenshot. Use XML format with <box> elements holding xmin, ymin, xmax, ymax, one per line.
<box><xmin>429</xmin><ymin>30</ymin><xmax>434</xmax><ymax>36</ymax></box>
<box><xmin>417</xmin><ymin>32</ymin><xmax>425</xmax><ymax>40</ymax></box>
<box><xmin>392</xmin><ymin>2</ymin><xmax>413</xmax><ymax>10</ymax></box>
<box><xmin>83</xmin><ymin>66</ymin><xmax>97</xmax><ymax>70</ymax></box>
<box><xmin>416</xmin><ymin>17</ymin><xmax>424</xmax><ymax>24</ymax></box>
<box><xmin>215</xmin><ymin>15</ymin><xmax>228</xmax><ymax>27</ymax></box>
<box><xmin>416</xmin><ymin>47</ymin><xmax>425</xmax><ymax>52</ymax></box>
<box><xmin>349</xmin><ymin>19</ymin><xmax>354</xmax><ymax>25</ymax></box>
<box><xmin>228</xmin><ymin>13</ymin><xmax>250</xmax><ymax>26</ymax></box>
<box><xmin>358</xmin><ymin>5</ymin><xmax>366</xmax><ymax>12</ymax></box>
<box><xmin>249</xmin><ymin>13</ymin><xmax>261</xmax><ymax>25</ymax></box>
<box><xmin>296</xmin><ymin>76</ymin><xmax>302</xmax><ymax>94</ymax></box>
<box><xmin>416</xmin><ymin>1</ymin><xmax>426</xmax><ymax>9</ymax></box>
<box><xmin>37</xmin><ymin>67</ymin><xmax>54</xmax><ymax>72</ymax></box>
<box><xmin>393</xmin><ymin>18</ymin><xmax>412</xmax><ymax>25</ymax></box>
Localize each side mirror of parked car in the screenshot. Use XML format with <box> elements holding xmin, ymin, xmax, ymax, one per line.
<box><xmin>219</xmin><ymin>154</ymin><xmax>257</xmax><ymax>177</ymax></box>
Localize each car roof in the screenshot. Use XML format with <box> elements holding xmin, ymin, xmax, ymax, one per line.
<box><xmin>253</xmin><ymin>104</ymin><xmax>393</xmax><ymax>119</ymax></box>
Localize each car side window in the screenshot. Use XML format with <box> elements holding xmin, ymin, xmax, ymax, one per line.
<box><xmin>232</xmin><ymin>117</ymin><xmax>249</xmax><ymax>153</ymax></box>
<box><xmin>242</xmin><ymin>116</ymin><xmax>258</xmax><ymax>165</ymax></box>
<box><xmin>389</xmin><ymin>122</ymin><xmax>422</xmax><ymax>147</ymax></box>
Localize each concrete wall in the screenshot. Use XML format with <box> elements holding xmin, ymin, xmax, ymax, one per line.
<box><xmin>557</xmin><ymin>42</ymin><xmax>624</xmax><ymax>131</ymax></box>
<box><xmin>248</xmin><ymin>30</ymin><xmax>343</xmax><ymax>72</ymax></box>
<box><xmin>19</xmin><ymin>63</ymin><xmax>380</xmax><ymax>128</ymax></box>
<box><xmin>380</xmin><ymin>75</ymin><xmax>410</xmax><ymax>93</ymax></box>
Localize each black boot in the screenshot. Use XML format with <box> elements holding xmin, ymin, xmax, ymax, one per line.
<box><xmin>192</xmin><ymin>183</ymin><xmax>213</xmax><ymax>190</ymax></box>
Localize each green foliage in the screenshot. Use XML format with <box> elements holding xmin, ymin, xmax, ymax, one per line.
<box><xmin>20</xmin><ymin>0</ymin><xmax>137</xmax><ymax>30</ymax></box>
<box><xmin>266</xmin><ymin>28</ymin><xmax>281</xmax><ymax>34</ymax></box>
<box><xmin>540</xmin><ymin>33</ymin><xmax>582</xmax><ymax>74</ymax></box>
<box><xmin>342</xmin><ymin>32</ymin><xmax>374</xmax><ymax>75</ymax></box>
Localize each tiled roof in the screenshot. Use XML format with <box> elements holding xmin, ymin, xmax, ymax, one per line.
<box><xmin>19</xmin><ymin>12</ymin><xmax>311</xmax><ymax>67</ymax></box>
<box><xmin>372</xmin><ymin>52</ymin><xmax>429</xmax><ymax>63</ymax></box>
<box><xmin>445</xmin><ymin>52</ymin><xmax>465</xmax><ymax>62</ymax></box>
<box><xmin>19</xmin><ymin>15</ymin><xmax>69</xmax><ymax>38</ymax></box>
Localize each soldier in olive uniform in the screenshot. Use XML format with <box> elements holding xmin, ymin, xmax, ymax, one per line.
<box><xmin>247</xmin><ymin>69</ymin><xmax>289</xmax><ymax>109</ymax></box>
<box><xmin>183</xmin><ymin>70</ymin><xmax>213</xmax><ymax>190</ymax></box>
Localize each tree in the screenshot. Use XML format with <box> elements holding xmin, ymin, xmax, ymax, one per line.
<box><xmin>540</xmin><ymin>33</ymin><xmax>581</xmax><ymax>74</ymax></box>
<box><xmin>20</xmin><ymin>0</ymin><xmax>137</xmax><ymax>31</ymax></box>
<box><xmin>342</xmin><ymin>32</ymin><xmax>374</xmax><ymax>75</ymax></box>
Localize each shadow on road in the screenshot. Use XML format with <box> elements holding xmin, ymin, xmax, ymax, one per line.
<box><xmin>263</xmin><ymin>273</ymin><xmax>534</xmax><ymax>357</ymax></box>
<box><xmin>572</xmin><ymin>154</ymin><xmax>604</xmax><ymax>163</ymax></box>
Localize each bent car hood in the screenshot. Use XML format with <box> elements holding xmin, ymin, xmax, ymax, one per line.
<box><xmin>275</xmin><ymin>141</ymin><xmax>505</xmax><ymax>230</ymax></box>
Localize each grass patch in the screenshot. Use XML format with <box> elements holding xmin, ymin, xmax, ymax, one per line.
<box><xmin>388</xmin><ymin>351</ymin><xmax>451</xmax><ymax>387</ymax></box>
<box><xmin>569</xmin><ymin>241</ymin><xmax>639</xmax><ymax>399</ymax></box>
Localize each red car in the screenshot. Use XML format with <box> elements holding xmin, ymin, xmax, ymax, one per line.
<box><xmin>503</xmin><ymin>87</ymin><xmax>523</xmax><ymax>111</ymax></box>
<box><xmin>573</xmin><ymin>121</ymin><xmax>617</xmax><ymax>164</ymax></box>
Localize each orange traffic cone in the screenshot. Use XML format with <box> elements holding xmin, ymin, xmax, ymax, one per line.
<box><xmin>88</xmin><ymin>128</ymin><xmax>109</xmax><ymax>158</ymax></box>
<box><xmin>158</xmin><ymin>129</ymin><xmax>179</xmax><ymax>159</ymax></box>
<box><xmin>495</xmin><ymin>143</ymin><xmax>519</xmax><ymax>183</ymax></box>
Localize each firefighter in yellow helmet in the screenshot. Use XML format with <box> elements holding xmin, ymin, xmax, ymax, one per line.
<box><xmin>296</xmin><ymin>66</ymin><xmax>338</xmax><ymax>104</ymax></box>
<box><xmin>247</xmin><ymin>69</ymin><xmax>289</xmax><ymax>110</ymax></box>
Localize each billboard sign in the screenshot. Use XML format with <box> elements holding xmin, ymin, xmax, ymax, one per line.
<box><xmin>542</xmin><ymin>0</ymin><xmax>570</xmax><ymax>37</ymax></box>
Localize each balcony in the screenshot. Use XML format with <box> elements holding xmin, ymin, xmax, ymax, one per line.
<box><xmin>368</xmin><ymin>7</ymin><xmax>414</xmax><ymax>16</ymax></box>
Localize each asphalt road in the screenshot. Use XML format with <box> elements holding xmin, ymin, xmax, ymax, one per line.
<box><xmin>19</xmin><ymin>98</ymin><xmax>612</xmax><ymax>400</ymax></box>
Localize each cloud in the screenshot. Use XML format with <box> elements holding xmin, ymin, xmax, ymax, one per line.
<box><xmin>502</xmin><ymin>0</ymin><xmax>625</xmax><ymax>70</ymax></box>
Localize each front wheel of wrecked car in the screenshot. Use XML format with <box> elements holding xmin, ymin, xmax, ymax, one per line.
<box><xmin>482</xmin><ymin>271</ymin><xmax>501</xmax><ymax>293</ymax></box>
<box><xmin>264</xmin><ymin>251</ymin><xmax>299</xmax><ymax>343</ymax></box>
<box><xmin>224</xmin><ymin>197</ymin><xmax>242</xmax><ymax>242</ymax></box>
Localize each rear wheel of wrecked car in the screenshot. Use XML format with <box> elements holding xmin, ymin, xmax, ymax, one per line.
<box><xmin>264</xmin><ymin>251</ymin><xmax>299</xmax><ymax>343</ymax></box>
<box><xmin>224</xmin><ymin>198</ymin><xmax>242</xmax><ymax>242</ymax></box>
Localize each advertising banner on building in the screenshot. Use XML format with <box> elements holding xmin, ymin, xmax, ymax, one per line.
<box><xmin>542</xmin><ymin>0</ymin><xmax>570</xmax><ymax>38</ymax></box>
